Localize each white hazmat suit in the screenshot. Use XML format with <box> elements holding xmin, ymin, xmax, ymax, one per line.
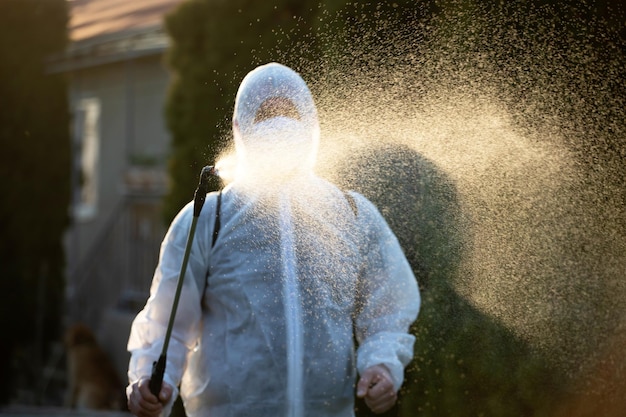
<box><xmin>127</xmin><ymin>63</ymin><xmax>420</xmax><ymax>417</ymax></box>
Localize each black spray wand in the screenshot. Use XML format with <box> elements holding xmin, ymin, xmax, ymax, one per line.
<box><xmin>149</xmin><ymin>165</ymin><xmax>219</xmax><ymax>396</ymax></box>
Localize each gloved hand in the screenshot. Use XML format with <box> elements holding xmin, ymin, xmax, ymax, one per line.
<box><xmin>356</xmin><ymin>364</ymin><xmax>398</xmax><ymax>414</ymax></box>
<box><xmin>127</xmin><ymin>376</ymin><xmax>173</xmax><ymax>417</ymax></box>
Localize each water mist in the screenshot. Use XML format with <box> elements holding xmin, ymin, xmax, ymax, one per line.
<box><xmin>305</xmin><ymin>1</ymin><xmax>626</xmax><ymax>415</ymax></box>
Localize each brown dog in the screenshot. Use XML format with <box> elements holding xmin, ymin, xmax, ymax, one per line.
<box><xmin>64</xmin><ymin>323</ymin><xmax>126</xmax><ymax>410</ymax></box>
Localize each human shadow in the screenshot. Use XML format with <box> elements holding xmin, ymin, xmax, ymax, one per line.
<box><xmin>330</xmin><ymin>141</ymin><xmax>565</xmax><ymax>417</ymax></box>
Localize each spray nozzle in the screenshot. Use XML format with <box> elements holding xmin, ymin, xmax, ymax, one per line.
<box><xmin>200</xmin><ymin>165</ymin><xmax>220</xmax><ymax>184</ymax></box>
<box><xmin>194</xmin><ymin>165</ymin><xmax>220</xmax><ymax>217</ymax></box>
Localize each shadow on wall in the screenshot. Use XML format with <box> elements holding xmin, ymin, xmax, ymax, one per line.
<box><xmin>331</xmin><ymin>142</ymin><xmax>565</xmax><ymax>417</ymax></box>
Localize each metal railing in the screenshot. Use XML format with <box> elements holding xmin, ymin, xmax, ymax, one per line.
<box><xmin>65</xmin><ymin>194</ymin><xmax>166</xmax><ymax>331</ymax></box>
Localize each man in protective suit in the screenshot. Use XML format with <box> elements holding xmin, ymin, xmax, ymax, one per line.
<box><xmin>126</xmin><ymin>63</ymin><xmax>420</xmax><ymax>417</ymax></box>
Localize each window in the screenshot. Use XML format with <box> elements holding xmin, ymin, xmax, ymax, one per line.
<box><xmin>73</xmin><ymin>98</ymin><xmax>100</xmax><ymax>221</ymax></box>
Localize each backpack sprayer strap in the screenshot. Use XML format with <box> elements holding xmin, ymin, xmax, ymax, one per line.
<box><xmin>212</xmin><ymin>190</ymin><xmax>223</xmax><ymax>248</ymax></box>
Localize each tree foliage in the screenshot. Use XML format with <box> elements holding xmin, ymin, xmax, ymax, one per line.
<box><xmin>0</xmin><ymin>0</ymin><xmax>70</xmax><ymax>404</ymax></box>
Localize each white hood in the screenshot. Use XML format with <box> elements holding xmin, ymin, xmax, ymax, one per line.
<box><xmin>232</xmin><ymin>63</ymin><xmax>320</xmax><ymax>182</ymax></box>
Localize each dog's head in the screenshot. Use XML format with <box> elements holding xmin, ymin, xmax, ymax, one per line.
<box><xmin>65</xmin><ymin>323</ymin><xmax>98</xmax><ymax>348</ymax></box>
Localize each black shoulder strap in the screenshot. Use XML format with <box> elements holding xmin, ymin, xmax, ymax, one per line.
<box><xmin>211</xmin><ymin>190</ymin><xmax>222</xmax><ymax>248</ymax></box>
<box><xmin>203</xmin><ymin>190</ymin><xmax>222</xmax><ymax>296</ymax></box>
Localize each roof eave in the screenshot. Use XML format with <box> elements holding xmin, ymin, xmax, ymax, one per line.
<box><xmin>47</xmin><ymin>24</ymin><xmax>170</xmax><ymax>73</ymax></box>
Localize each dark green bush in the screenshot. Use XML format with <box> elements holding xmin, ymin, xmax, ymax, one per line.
<box><xmin>0</xmin><ymin>0</ymin><xmax>70</xmax><ymax>404</ymax></box>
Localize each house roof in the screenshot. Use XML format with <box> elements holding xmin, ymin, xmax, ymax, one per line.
<box><xmin>68</xmin><ymin>0</ymin><xmax>184</xmax><ymax>42</ymax></box>
<box><xmin>48</xmin><ymin>0</ymin><xmax>184</xmax><ymax>72</ymax></box>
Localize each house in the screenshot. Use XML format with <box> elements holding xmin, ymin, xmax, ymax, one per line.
<box><xmin>47</xmin><ymin>0</ymin><xmax>184</xmax><ymax>382</ymax></box>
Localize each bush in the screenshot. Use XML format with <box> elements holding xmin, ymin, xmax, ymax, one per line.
<box><xmin>0</xmin><ymin>0</ymin><xmax>70</xmax><ymax>404</ymax></box>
